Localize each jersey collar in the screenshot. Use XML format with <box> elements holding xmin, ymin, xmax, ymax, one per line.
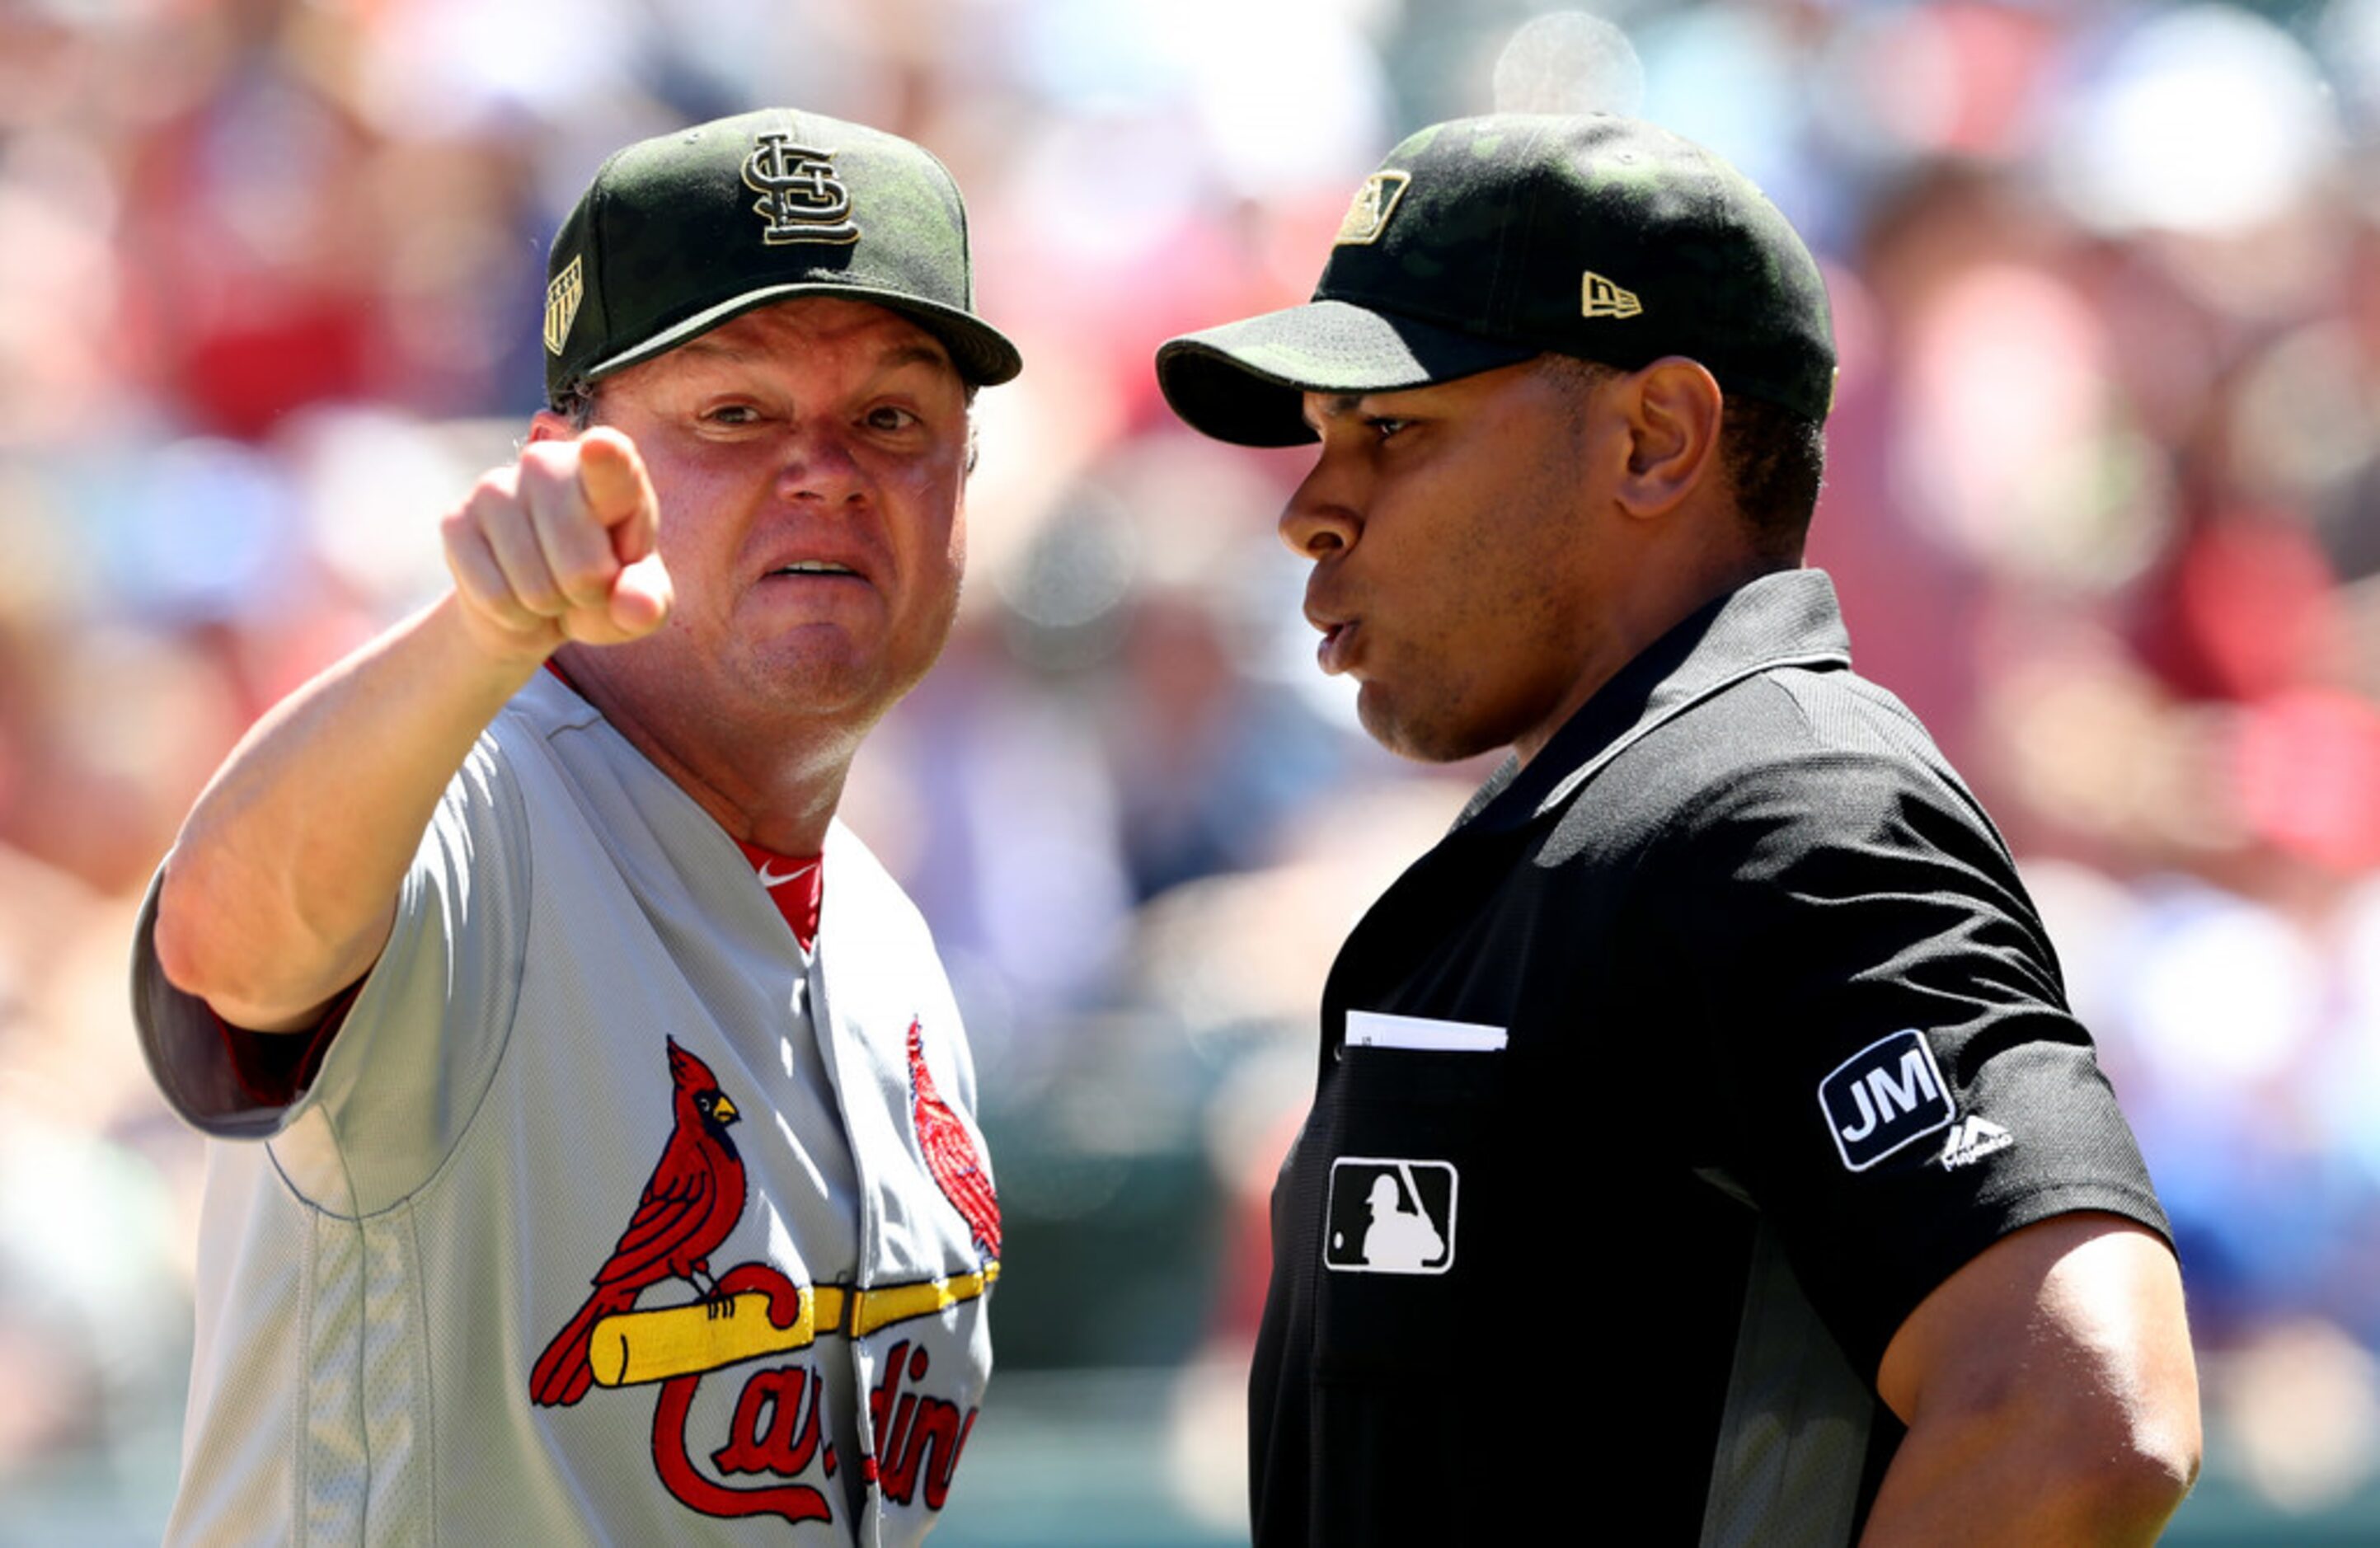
<box><xmin>735</xmin><ymin>839</ymin><xmax>824</xmax><ymax>951</ymax></box>
<box><xmin>1456</xmin><ymin>568</ymin><xmax>1854</xmax><ymax>837</ymax></box>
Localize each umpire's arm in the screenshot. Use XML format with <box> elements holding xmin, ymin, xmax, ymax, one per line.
<box><xmin>153</xmin><ymin>426</ymin><xmax>669</xmax><ymax>1031</ymax></box>
<box><xmin>1864</xmin><ymin>1211</ymin><xmax>2200</xmax><ymax>1546</ymax></box>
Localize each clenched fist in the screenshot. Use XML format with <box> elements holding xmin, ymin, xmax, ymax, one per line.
<box><xmin>442</xmin><ymin>427</ymin><xmax>674</xmax><ymax>664</ymax></box>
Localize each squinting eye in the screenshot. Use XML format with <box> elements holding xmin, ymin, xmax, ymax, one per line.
<box><xmin>704</xmin><ymin>403</ymin><xmax>760</xmax><ymax>426</ymax></box>
<box><xmin>1370</xmin><ymin>417</ymin><xmax>1410</xmax><ymax>440</ymax></box>
<box><xmin>866</xmin><ymin>406</ymin><xmax>920</xmax><ymax>432</ymax></box>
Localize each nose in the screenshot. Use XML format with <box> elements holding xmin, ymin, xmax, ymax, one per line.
<box><xmin>1279</xmin><ymin>462</ymin><xmax>1359</xmax><ymax>560</ymax></box>
<box><xmin>780</xmin><ymin>420</ymin><xmax>866</xmax><ymax>506</ymax></box>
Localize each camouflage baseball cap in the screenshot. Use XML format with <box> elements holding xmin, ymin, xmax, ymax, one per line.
<box><xmin>542</xmin><ymin>107</ymin><xmax>1021</xmax><ymax>408</ymax></box>
<box><xmin>1155</xmin><ymin>113</ymin><xmax>1834</xmax><ymax>446</ymax></box>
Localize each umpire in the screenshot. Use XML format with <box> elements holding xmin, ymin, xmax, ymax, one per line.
<box><xmin>1157</xmin><ymin>115</ymin><xmax>2199</xmax><ymax>1546</ymax></box>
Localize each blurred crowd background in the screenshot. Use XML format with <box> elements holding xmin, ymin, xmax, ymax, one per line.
<box><xmin>2</xmin><ymin>0</ymin><xmax>2378</xmax><ymax>1541</ymax></box>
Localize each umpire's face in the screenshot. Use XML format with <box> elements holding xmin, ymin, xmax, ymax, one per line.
<box><xmin>552</xmin><ymin>297</ymin><xmax>969</xmax><ymax>747</ymax></box>
<box><xmin>1280</xmin><ymin>357</ymin><xmax>1631</xmax><ymax>766</ymax></box>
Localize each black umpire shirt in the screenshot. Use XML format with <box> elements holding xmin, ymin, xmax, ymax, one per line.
<box><xmin>1249</xmin><ymin>569</ymin><xmax>2171</xmax><ymax>1547</ymax></box>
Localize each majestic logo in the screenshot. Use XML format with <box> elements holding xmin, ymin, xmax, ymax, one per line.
<box><xmin>1324</xmin><ymin>1157</ymin><xmax>1456</xmax><ymax>1274</ymax></box>
<box><xmin>1939</xmin><ymin>1114</ymin><xmax>2015</xmax><ymax>1170</ymax></box>
<box><xmin>1819</xmin><ymin>1030</ymin><xmax>1955</xmax><ymax>1172</ymax></box>
<box><xmin>544</xmin><ymin>255</ymin><xmax>584</xmax><ymax>356</ymax></box>
<box><xmin>528</xmin><ymin>1039</ymin><xmax>996</xmax><ymax>1528</ymax></box>
<box><xmin>743</xmin><ymin>134</ymin><xmax>861</xmax><ymax>246</ymax></box>
<box><xmin>1335</xmin><ymin>171</ymin><xmax>1412</xmax><ymax>246</ymax></box>
<box><xmin>1580</xmin><ymin>270</ymin><xmax>1643</xmax><ymax>320</ymax></box>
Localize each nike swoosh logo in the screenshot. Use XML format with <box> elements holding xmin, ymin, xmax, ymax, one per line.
<box><xmin>756</xmin><ymin>861</ymin><xmax>819</xmax><ymax>889</ymax></box>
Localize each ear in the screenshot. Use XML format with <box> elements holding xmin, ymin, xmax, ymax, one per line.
<box><xmin>1612</xmin><ymin>358</ymin><xmax>1725</xmax><ymax>520</ymax></box>
<box><xmin>528</xmin><ymin>410</ymin><xmax>577</xmax><ymax>443</ymax></box>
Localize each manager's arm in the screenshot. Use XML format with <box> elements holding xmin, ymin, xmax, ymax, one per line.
<box><xmin>151</xmin><ymin>427</ymin><xmax>669</xmax><ymax>1031</ymax></box>
<box><xmin>1863</xmin><ymin>1211</ymin><xmax>2200</xmax><ymax>1546</ymax></box>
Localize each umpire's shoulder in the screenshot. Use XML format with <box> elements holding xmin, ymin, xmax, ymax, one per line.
<box><xmin>1578</xmin><ymin>659</ymin><xmax>2002</xmax><ymax>871</ymax></box>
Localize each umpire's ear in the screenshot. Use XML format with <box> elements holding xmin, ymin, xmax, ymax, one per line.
<box><xmin>1611</xmin><ymin>356</ymin><xmax>1725</xmax><ymax>521</ymax></box>
<box><xmin>528</xmin><ymin>411</ymin><xmax>576</xmax><ymax>445</ymax></box>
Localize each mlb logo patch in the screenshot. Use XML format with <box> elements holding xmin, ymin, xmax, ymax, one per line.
<box><xmin>1819</xmin><ymin>1030</ymin><xmax>1955</xmax><ymax>1172</ymax></box>
<box><xmin>1334</xmin><ymin>171</ymin><xmax>1412</xmax><ymax>246</ymax></box>
<box><xmin>1325</xmin><ymin>1158</ymin><xmax>1456</xmax><ymax>1275</ymax></box>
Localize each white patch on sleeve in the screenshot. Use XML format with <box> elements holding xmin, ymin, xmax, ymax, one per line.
<box><xmin>1818</xmin><ymin>1030</ymin><xmax>1955</xmax><ymax>1172</ymax></box>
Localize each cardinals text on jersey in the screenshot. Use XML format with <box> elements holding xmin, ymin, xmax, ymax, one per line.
<box><xmin>529</xmin><ymin>1037</ymin><xmax>999</xmax><ymax>1530</ymax></box>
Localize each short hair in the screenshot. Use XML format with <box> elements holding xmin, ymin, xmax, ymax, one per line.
<box><xmin>1535</xmin><ymin>354</ymin><xmax>1824</xmax><ymax>558</ymax></box>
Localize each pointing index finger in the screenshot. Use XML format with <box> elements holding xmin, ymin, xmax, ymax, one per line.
<box><xmin>575</xmin><ymin>427</ymin><xmax>660</xmax><ymax>562</ymax></box>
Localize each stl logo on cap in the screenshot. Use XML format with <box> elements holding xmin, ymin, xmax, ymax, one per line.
<box><xmin>1334</xmin><ymin>170</ymin><xmax>1411</xmax><ymax>246</ymax></box>
<box><xmin>743</xmin><ymin>132</ymin><xmax>861</xmax><ymax>246</ymax></box>
<box><xmin>544</xmin><ymin>255</ymin><xmax>584</xmax><ymax>356</ymax></box>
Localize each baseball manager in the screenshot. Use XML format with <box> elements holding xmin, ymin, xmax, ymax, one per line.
<box><xmin>1157</xmin><ymin>114</ymin><xmax>2200</xmax><ymax>1546</ymax></box>
<box><xmin>138</xmin><ymin>109</ymin><xmax>1009</xmax><ymax>1545</ymax></box>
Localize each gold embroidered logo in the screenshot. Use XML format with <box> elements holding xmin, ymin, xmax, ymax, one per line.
<box><xmin>1581</xmin><ymin>271</ymin><xmax>1642</xmax><ymax>320</ymax></box>
<box><xmin>544</xmin><ymin>255</ymin><xmax>584</xmax><ymax>357</ymax></box>
<box><xmin>742</xmin><ymin>134</ymin><xmax>860</xmax><ymax>246</ymax></box>
<box><xmin>1335</xmin><ymin>171</ymin><xmax>1411</xmax><ymax>246</ymax></box>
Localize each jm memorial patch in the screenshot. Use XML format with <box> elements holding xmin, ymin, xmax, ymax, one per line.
<box><xmin>1819</xmin><ymin>1030</ymin><xmax>1955</xmax><ymax>1173</ymax></box>
<box><xmin>1324</xmin><ymin>1157</ymin><xmax>1456</xmax><ymax>1274</ymax></box>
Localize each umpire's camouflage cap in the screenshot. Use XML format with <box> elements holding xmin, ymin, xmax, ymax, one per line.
<box><xmin>542</xmin><ymin>107</ymin><xmax>1021</xmax><ymax>409</ymax></box>
<box><xmin>1156</xmin><ymin>113</ymin><xmax>1834</xmax><ymax>446</ymax></box>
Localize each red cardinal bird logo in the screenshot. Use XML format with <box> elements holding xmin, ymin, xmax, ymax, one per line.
<box><xmin>908</xmin><ymin>1019</ymin><xmax>999</xmax><ymax>1260</ymax></box>
<box><xmin>531</xmin><ymin>1039</ymin><xmax>749</xmax><ymax>1408</ymax></box>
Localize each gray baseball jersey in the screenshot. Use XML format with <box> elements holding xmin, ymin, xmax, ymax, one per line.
<box><xmin>133</xmin><ymin>670</ymin><xmax>998</xmax><ymax>1546</ymax></box>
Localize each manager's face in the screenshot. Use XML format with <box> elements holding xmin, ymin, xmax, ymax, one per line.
<box><xmin>547</xmin><ymin>297</ymin><xmax>971</xmax><ymax>739</ymax></box>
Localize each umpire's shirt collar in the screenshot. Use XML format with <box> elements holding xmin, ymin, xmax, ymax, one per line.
<box><xmin>1456</xmin><ymin>567</ymin><xmax>1852</xmax><ymax>835</ymax></box>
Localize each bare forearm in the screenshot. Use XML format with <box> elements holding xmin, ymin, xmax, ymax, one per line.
<box><xmin>153</xmin><ymin>594</ymin><xmax>542</xmax><ymax>1029</ymax></box>
<box><xmin>1861</xmin><ymin>1402</ymin><xmax>2195</xmax><ymax>1547</ymax></box>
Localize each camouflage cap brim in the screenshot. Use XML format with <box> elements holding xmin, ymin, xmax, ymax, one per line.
<box><xmin>585</xmin><ymin>281</ymin><xmax>1022</xmax><ymax>389</ymax></box>
<box><xmin>1156</xmin><ymin>299</ymin><xmax>1537</xmax><ymax>448</ymax></box>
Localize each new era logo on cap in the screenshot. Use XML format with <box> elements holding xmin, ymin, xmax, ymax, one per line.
<box><xmin>1581</xmin><ymin>270</ymin><xmax>1641</xmax><ymax>320</ymax></box>
<box><xmin>1819</xmin><ymin>1030</ymin><xmax>1955</xmax><ymax>1172</ymax></box>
